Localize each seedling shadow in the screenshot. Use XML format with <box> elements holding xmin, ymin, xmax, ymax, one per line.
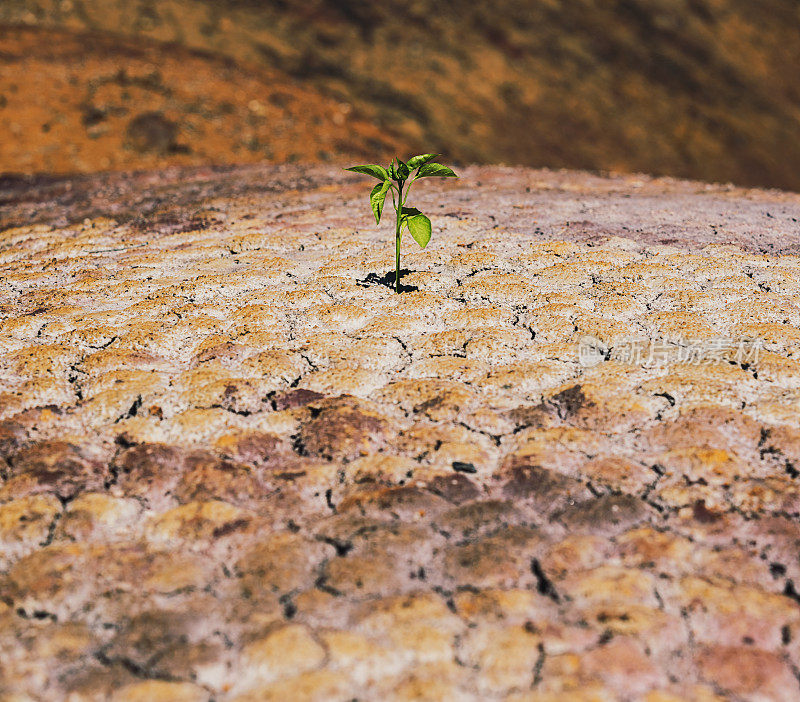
<box><xmin>358</xmin><ymin>269</ymin><xmax>419</xmax><ymax>293</ymax></box>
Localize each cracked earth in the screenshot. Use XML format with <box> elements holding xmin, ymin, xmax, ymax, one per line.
<box><xmin>2</xmin><ymin>165</ymin><xmax>800</xmax><ymax>700</ymax></box>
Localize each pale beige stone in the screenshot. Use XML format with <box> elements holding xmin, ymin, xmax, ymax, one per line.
<box><xmin>230</xmin><ymin>670</ymin><xmax>352</xmax><ymax>702</ymax></box>
<box><xmin>59</xmin><ymin>492</ymin><xmax>141</xmax><ymax>541</ymax></box>
<box><xmin>145</xmin><ymin>500</ymin><xmax>252</xmax><ymax>542</ymax></box>
<box><xmin>0</xmin><ymin>495</ymin><xmax>61</xmax><ymax>566</ymax></box>
<box><xmin>240</xmin><ymin>624</ymin><xmax>326</xmax><ymax>688</ymax></box>
<box><xmin>110</xmin><ymin>681</ymin><xmax>210</xmax><ymax>702</ymax></box>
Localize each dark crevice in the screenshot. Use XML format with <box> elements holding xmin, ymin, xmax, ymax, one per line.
<box><xmin>314</xmin><ymin>575</ymin><xmax>342</xmax><ymax>597</ymax></box>
<box><xmin>531</xmin><ymin>559</ymin><xmax>560</xmax><ymax>603</ymax></box>
<box><xmin>654</xmin><ymin>391</ymin><xmax>675</xmax><ymax>406</ymax></box>
<box><xmin>324</xmin><ymin>488</ymin><xmax>336</xmax><ymax>512</ymax></box>
<box><xmin>67</xmin><ymin>363</ymin><xmax>86</xmax><ymax>402</ymax></box>
<box><xmin>94</xmin><ymin>651</ymin><xmax>164</xmax><ymax>681</ymax></box>
<box><xmin>770</xmin><ymin>562</ymin><xmax>788</xmax><ymax>579</ymax></box>
<box><xmin>115</xmin><ymin>395</ymin><xmax>142</xmax><ymax>422</ymax></box>
<box><xmin>16</xmin><ymin>608</ymin><xmax>57</xmax><ymax>622</ymax></box>
<box><xmin>210</xmin><ymin>404</ymin><xmax>252</xmax><ymax>417</ymax></box>
<box><xmin>531</xmin><ymin>641</ymin><xmax>546</xmax><ymax>688</ymax></box>
<box><xmin>452</xmin><ymin>461</ymin><xmax>477</xmax><ymax>474</ymax></box>
<box><xmin>456</xmin><ymin>421</ymin><xmax>502</xmax><ymax>447</ymax></box>
<box><xmin>585</xmin><ymin>481</ymin><xmax>604</xmax><ymax>498</ymax></box>
<box><xmin>92</xmin><ymin>335</ymin><xmax>118</xmax><ymax>350</ymax></box>
<box><xmin>317</xmin><ymin>535</ymin><xmax>353</xmax><ymax>557</ymax></box>
<box><xmin>299</xmin><ymin>353</ymin><xmax>319</xmax><ymax>372</ymax></box>
<box><xmin>291</xmin><ymin>433</ymin><xmax>308</xmax><ymax>457</ymax></box>
<box><xmin>783</xmin><ymin>580</ymin><xmax>800</xmax><ymax>605</ymax></box>
<box><xmin>39</xmin><ymin>510</ymin><xmax>62</xmax><ymax>547</ymax></box>
<box><xmin>279</xmin><ymin>593</ymin><xmax>297</xmax><ymax>619</ymax></box>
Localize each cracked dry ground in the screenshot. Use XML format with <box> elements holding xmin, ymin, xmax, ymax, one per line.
<box><xmin>2</xmin><ymin>165</ymin><xmax>800</xmax><ymax>702</ymax></box>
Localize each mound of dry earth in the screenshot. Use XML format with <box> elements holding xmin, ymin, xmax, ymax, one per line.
<box><xmin>5</xmin><ymin>0</ymin><xmax>800</xmax><ymax>189</ymax></box>
<box><xmin>2</xmin><ymin>165</ymin><xmax>800</xmax><ymax>700</ymax></box>
<box><xmin>0</xmin><ymin>26</ymin><xmax>398</xmax><ymax>174</ymax></box>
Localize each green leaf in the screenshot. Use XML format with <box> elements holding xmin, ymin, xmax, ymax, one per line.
<box><xmin>345</xmin><ymin>164</ymin><xmax>390</xmax><ymax>181</ymax></box>
<box><xmin>387</xmin><ymin>163</ymin><xmax>397</xmax><ymax>179</ymax></box>
<box><xmin>416</xmin><ymin>163</ymin><xmax>458</xmax><ymax>179</ymax></box>
<box><xmin>399</xmin><ymin>206</ymin><xmax>421</xmax><ymax>230</ymax></box>
<box><xmin>370</xmin><ymin>179</ymin><xmax>392</xmax><ymax>224</ymax></box>
<box><xmin>395</xmin><ymin>159</ymin><xmax>410</xmax><ymax>180</ymax></box>
<box><xmin>403</xmin><ymin>211</ymin><xmax>432</xmax><ymax>249</ymax></box>
<box><xmin>407</xmin><ymin>153</ymin><xmax>438</xmax><ymax>169</ymax></box>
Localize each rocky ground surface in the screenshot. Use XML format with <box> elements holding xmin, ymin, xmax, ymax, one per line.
<box><xmin>2</xmin><ymin>164</ymin><xmax>800</xmax><ymax>700</ymax></box>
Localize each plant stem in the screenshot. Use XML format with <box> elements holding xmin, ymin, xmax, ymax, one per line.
<box><xmin>394</xmin><ymin>180</ymin><xmax>403</xmax><ymax>293</ymax></box>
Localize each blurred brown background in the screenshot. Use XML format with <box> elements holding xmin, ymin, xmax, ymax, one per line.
<box><xmin>1</xmin><ymin>0</ymin><xmax>800</xmax><ymax>189</ymax></box>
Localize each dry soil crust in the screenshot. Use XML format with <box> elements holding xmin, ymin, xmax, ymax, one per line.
<box><xmin>2</xmin><ymin>165</ymin><xmax>800</xmax><ymax>700</ymax></box>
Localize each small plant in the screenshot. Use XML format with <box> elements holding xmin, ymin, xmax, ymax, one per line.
<box><xmin>345</xmin><ymin>154</ymin><xmax>458</xmax><ymax>293</ymax></box>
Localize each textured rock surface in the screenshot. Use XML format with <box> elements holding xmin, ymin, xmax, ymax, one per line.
<box><xmin>2</xmin><ymin>164</ymin><xmax>800</xmax><ymax>699</ymax></box>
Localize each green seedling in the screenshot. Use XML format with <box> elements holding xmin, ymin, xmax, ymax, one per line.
<box><xmin>345</xmin><ymin>154</ymin><xmax>458</xmax><ymax>293</ymax></box>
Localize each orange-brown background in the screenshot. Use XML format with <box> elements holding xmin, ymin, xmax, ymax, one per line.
<box><xmin>1</xmin><ymin>0</ymin><xmax>799</xmax><ymax>189</ymax></box>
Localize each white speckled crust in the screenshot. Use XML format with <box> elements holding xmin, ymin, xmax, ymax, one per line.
<box><xmin>1</xmin><ymin>164</ymin><xmax>800</xmax><ymax>700</ymax></box>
